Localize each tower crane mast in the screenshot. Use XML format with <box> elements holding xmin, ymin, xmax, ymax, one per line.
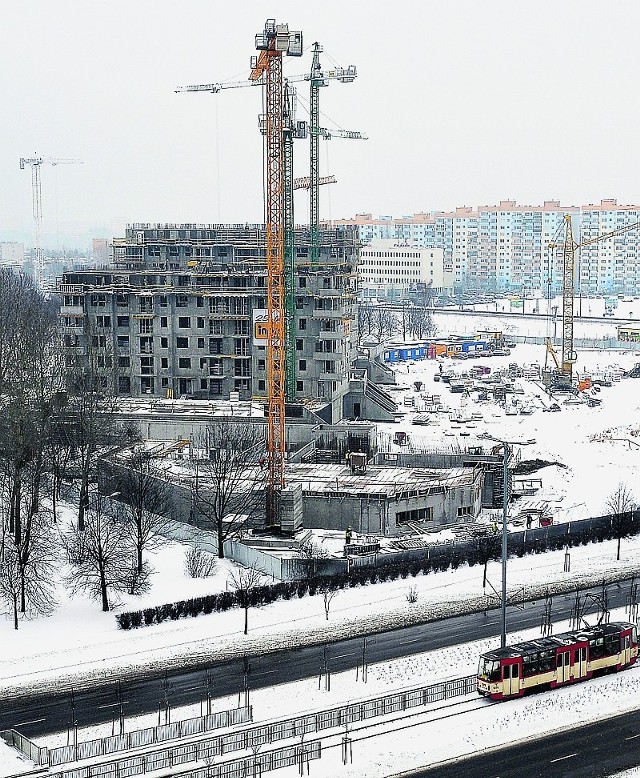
<box><xmin>19</xmin><ymin>156</ymin><xmax>82</xmax><ymax>288</ymax></box>
<box><xmin>550</xmin><ymin>215</ymin><xmax>640</xmax><ymax>380</ymax></box>
<box><xmin>250</xmin><ymin>19</ymin><xmax>303</xmax><ymax>527</ymax></box>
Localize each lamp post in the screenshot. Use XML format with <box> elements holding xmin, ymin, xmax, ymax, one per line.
<box><xmin>482</xmin><ymin>435</ymin><xmax>534</xmax><ymax>647</ymax></box>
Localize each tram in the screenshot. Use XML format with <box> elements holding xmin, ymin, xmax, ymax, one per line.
<box><xmin>477</xmin><ymin>622</ymin><xmax>638</xmax><ymax>700</ymax></box>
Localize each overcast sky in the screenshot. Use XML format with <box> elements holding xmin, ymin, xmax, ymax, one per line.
<box><xmin>2</xmin><ymin>1</ymin><xmax>640</xmax><ymax>247</ymax></box>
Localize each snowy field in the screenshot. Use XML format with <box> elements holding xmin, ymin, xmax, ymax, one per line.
<box><xmin>2</xmin><ymin>310</ymin><xmax>640</xmax><ymax>777</ymax></box>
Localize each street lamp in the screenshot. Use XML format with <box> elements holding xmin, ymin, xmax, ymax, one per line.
<box><xmin>481</xmin><ymin>434</ymin><xmax>534</xmax><ymax>647</ymax></box>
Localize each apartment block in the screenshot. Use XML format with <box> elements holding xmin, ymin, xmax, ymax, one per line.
<box><xmin>334</xmin><ymin>201</ymin><xmax>584</xmax><ymax>293</ymax></box>
<box><xmin>58</xmin><ymin>223</ymin><xmax>360</xmax><ymax>423</ymax></box>
<box><xmin>578</xmin><ymin>200</ymin><xmax>640</xmax><ymax>294</ymax></box>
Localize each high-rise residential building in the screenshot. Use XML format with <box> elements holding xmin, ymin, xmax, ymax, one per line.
<box><xmin>358</xmin><ymin>240</ymin><xmax>451</xmax><ymax>301</ymax></box>
<box><xmin>58</xmin><ymin>223</ymin><xmax>363</xmax><ymax>423</ymax></box>
<box><xmin>578</xmin><ymin>200</ymin><xmax>640</xmax><ymax>295</ymax></box>
<box><xmin>340</xmin><ymin>199</ymin><xmax>640</xmax><ymax>295</ymax></box>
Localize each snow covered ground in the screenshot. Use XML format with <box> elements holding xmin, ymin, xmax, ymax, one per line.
<box><xmin>2</xmin><ymin>533</ymin><xmax>640</xmax><ymax>777</ymax></box>
<box><xmin>2</xmin><ymin>310</ymin><xmax>640</xmax><ymax>777</ymax></box>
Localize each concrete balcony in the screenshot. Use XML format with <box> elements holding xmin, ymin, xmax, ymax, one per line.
<box><xmin>60</xmin><ymin>305</ymin><xmax>84</xmax><ymax>317</ymax></box>
<box><xmin>312</xmin><ymin>308</ymin><xmax>343</xmax><ymax>319</ymax></box>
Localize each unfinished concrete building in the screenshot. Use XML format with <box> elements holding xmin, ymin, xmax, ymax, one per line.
<box><xmin>58</xmin><ymin>223</ymin><xmax>394</xmax><ymax>423</ymax></box>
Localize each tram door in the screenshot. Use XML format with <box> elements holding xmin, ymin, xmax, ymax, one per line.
<box><xmin>622</xmin><ymin>634</ymin><xmax>631</xmax><ymax>666</ymax></box>
<box><xmin>575</xmin><ymin>646</ymin><xmax>588</xmax><ymax>678</ymax></box>
<box><xmin>502</xmin><ymin>661</ymin><xmax>520</xmax><ymax>697</ymax></box>
<box><xmin>557</xmin><ymin>651</ymin><xmax>571</xmax><ymax>683</ymax></box>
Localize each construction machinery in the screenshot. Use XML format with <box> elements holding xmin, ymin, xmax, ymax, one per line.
<box><xmin>176</xmin><ymin>41</ymin><xmax>364</xmax><ymax>406</ymax></box>
<box><xmin>545</xmin><ymin>214</ymin><xmax>640</xmax><ymax>389</ymax></box>
<box><xmin>249</xmin><ymin>19</ymin><xmax>303</xmax><ymax>527</ymax></box>
<box><xmin>19</xmin><ymin>155</ymin><xmax>82</xmax><ymax>288</ymax></box>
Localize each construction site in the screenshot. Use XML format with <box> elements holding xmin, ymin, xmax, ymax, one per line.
<box><xmin>61</xmin><ymin>18</ymin><xmax>640</xmax><ymax>566</ymax></box>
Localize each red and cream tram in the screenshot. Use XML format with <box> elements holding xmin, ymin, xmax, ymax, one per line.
<box><xmin>477</xmin><ymin>622</ymin><xmax>638</xmax><ymax>700</ymax></box>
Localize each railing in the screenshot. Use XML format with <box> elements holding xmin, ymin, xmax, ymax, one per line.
<box><xmin>44</xmin><ymin>708</ymin><xmax>251</xmax><ymax>768</ymax></box>
<box><xmin>47</xmin><ymin>675</ymin><xmax>475</xmax><ymax>778</ymax></box>
<box><xmin>1</xmin><ymin>729</ymin><xmax>48</xmax><ymax>766</ymax></box>
<box><xmin>54</xmin><ymin>741</ymin><xmax>321</xmax><ymax>778</ymax></box>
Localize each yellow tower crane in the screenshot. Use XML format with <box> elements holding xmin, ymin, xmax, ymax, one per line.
<box><xmin>548</xmin><ymin>214</ymin><xmax>640</xmax><ymax>385</ymax></box>
<box><xmin>249</xmin><ymin>19</ymin><xmax>303</xmax><ymax>528</ymax></box>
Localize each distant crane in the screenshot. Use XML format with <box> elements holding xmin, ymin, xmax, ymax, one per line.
<box><xmin>548</xmin><ymin>214</ymin><xmax>640</xmax><ymax>383</ymax></box>
<box><xmin>19</xmin><ymin>155</ymin><xmax>82</xmax><ymax>288</ymax></box>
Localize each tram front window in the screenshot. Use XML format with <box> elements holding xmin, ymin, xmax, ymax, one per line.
<box><xmin>478</xmin><ymin>657</ymin><xmax>501</xmax><ymax>681</ymax></box>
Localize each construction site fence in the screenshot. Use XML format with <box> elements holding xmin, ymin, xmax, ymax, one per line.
<box><xmin>363</xmin><ymin>510</ymin><xmax>640</xmax><ymax>571</ymax></box>
<box><xmin>167</xmin><ymin>511</ymin><xmax>640</xmax><ymax>582</ymax></box>
<box><xmin>35</xmin><ymin>707</ymin><xmax>252</xmax><ymax>768</ymax></box>
<box><xmin>510</xmin><ymin>334</ymin><xmax>632</xmax><ymax>351</ymax></box>
<box><xmin>48</xmin><ymin>676</ymin><xmax>475</xmax><ymax>778</ymax></box>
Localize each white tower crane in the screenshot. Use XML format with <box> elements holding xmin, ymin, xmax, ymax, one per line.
<box><xmin>19</xmin><ymin>156</ymin><xmax>82</xmax><ymax>289</ymax></box>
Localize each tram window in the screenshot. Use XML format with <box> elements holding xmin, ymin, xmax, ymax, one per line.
<box><xmin>478</xmin><ymin>658</ymin><xmax>501</xmax><ymax>681</ymax></box>
<box><xmin>605</xmin><ymin>635</ymin><xmax>618</xmax><ymax>654</ymax></box>
<box><xmin>523</xmin><ymin>655</ymin><xmax>539</xmax><ymax>676</ymax></box>
<box><xmin>539</xmin><ymin>650</ymin><xmax>555</xmax><ymax>672</ymax></box>
<box><xmin>633</xmin><ymin>627</ymin><xmax>638</xmax><ymax>643</ymax></box>
<box><xmin>590</xmin><ymin>638</ymin><xmax>605</xmax><ymax>659</ymax></box>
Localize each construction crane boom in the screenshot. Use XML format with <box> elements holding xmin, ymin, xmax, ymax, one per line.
<box><xmin>309</xmin><ymin>128</ymin><xmax>368</xmax><ymax>140</ymax></box>
<box><xmin>175</xmin><ymin>66</ymin><xmax>355</xmax><ymax>94</ymax></box>
<box><xmin>19</xmin><ymin>156</ymin><xmax>82</xmax><ymax>289</ymax></box>
<box><xmin>293</xmin><ymin>174</ymin><xmax>336</xmax><ymax>190</ymax></box>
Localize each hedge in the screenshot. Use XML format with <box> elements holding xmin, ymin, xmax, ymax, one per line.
<box><xmin>115</xmin><ymin>517</ymin><xmax>637</xmax><ymax>630</ymax></box>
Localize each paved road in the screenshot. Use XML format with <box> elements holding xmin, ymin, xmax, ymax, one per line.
<box><xmin>1</xmin><ymin>578</ymin><xmax>636</xmax><ymax>739</ymax></box>
<box><xmin>398</xmin><ymin>707</ymin><xmax>640</xmax><ymax>777</ymax></box>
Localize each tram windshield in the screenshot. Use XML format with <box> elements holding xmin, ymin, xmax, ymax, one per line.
<box><xmin>478</xmin><ymin>657</ymin><xmax>501</xmax><ymax>681</ymax></box>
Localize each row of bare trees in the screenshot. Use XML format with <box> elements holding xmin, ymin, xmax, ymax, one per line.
<box><xmin>0</xmin><ymin>269</ymin><xmax>148</xmax><ymax>627</ymax></box>
<box><xmin>357</xmin><ymin>288</ymin><xmax>436</xmax><ymax>345</ymax></box>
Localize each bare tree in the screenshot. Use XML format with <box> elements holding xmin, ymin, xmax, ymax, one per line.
<box><xmin>0</xmin><ymin>516</ymin><xmax>58</xmax><ymax>629</ymax></box>
<box><xmin>605</xmin><ymin>483</ymin><xmax>636</xmax><ymax>561</ymax></box>
<box><xmin>319</xmin><ymin>583</ymin><xmax>337</xmax><ymax>620</ymax></box>
<box><xmin>476</xmin><ymin>531</ymin><xmax>501</xmax><ymax>589</ymax></box>
<box><xmin>64</xmin><ymin>496</ymin><xmax>148</xmax><ymax>611</ymax></box>
<box><xmin>184</xmin><ymin>547</ymin><xmax>218</xmax><ymax>578</ymax></box>
<box><xmin>193</xmin><ymin>419</ymin><xmax>266</xmax><ymax>558</ymax></box>
<box><xmin>64</xmin><ymin>321</ymin><xmax>124</xmax><ymax>531</ymax></box>
<box><xmin>357</xmin><ymin>303</ymin><xmax>399</xmax><ymax>344</ymax></box>
<box><xmin>298</xmin><ymin>540</ymin><xmax>329</xmax><ymax>580</ymax></box>
<box><xmin>0</xmin><ymin>531</ymin><xmax>21</xmax><ymax>630</ymax></box>
<box><xmin>112</xmin><ymin>450</ymin><xmax>173</xmax><ymax>575</ymax></box>
<box><xmin>0</xmin><ymin>271</ymin><xmax>63</xmax><ymax>544</ymax></box>
<box><xmin>228</xmin><ymin>564</ymin><xmax>264</xmax><ymax>635</ymax></box>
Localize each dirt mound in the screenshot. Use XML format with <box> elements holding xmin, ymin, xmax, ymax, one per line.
<box><xmin>514</xmin><ymin>458</ymin><xmax>567</xmax><ymax>475</ymax></box>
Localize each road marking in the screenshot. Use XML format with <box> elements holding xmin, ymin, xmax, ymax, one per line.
<box><xmin>14</xmin><ymin>718</ymin><xmax>45</xmax><ymax>726</ymax></box>
<box><xmin>550</xmin><ymin>753</ymin><xmax>577</xmax><ymax>763</ymax></box>
<box><xmin>625</xmin><ymin>733</ymin><xmax>640</xmax><ymax>740</ymax></box>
